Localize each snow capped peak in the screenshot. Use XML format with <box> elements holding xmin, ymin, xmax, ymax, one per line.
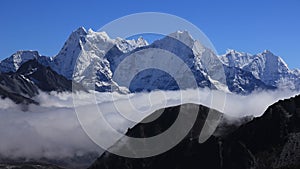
<box><xmin>220</xmin><ymin>49</ymin><xmax>254</xmax><ymax>68</ymax></box>
<box><xmin>257</xmin><ymin>50</ymin><xmax>289</xmax><ymax>69</ymax></box>
<box><xmin>73</xmin><ymin>26</ymin><xmax>87</xmax><ymax>36</ymax></box>
<box><xmin>136</xmin><ymin>36</ymin><xmax>149</xmax><ymax>46</ymax></box>
<box><xmin>0</xmin><ymin>50</ymin><xmax>41</xmax><ymax>73</ymax></box>
<box><xmin>14</xmin><ymin>50</ymin><xmax>40</xmax><ymax>57</ymax></box>
<box><xmin>51</xmin><ymin>27</ymin><xmax>89</xmax><ymax>79</ymax></box>
<box><xmin>167</xmin><ymin>30</ymin><xmax>195</xmax><ymax>47</ymax></box>
<box><xmin>225</xmin><ymin>49</ymin><xmax>236</xmax><ymax>54</ymax></box>
<box><xmin>224</xmin><ymin>49</ymin><xmax>250</xmax><ymax>56</ymax></box>
<box><xmin>172</xmin><ymin>30</ymin><xmax>192</xmax><ymax>37</ymax></box>
<box><xmin>51</xmin><ymin>27</ymin><xmax>151</xmax><ymax>80</ymax></box>
<box><xmin>87</xmin><ymin>29</ymin><xmax>110</xmax><ymax>41</ymax></box>
<box><xmin>171</xmin><ymin>30</ymin><xmax>191</xmax><ymax>37</ymax></box>
<box><xmin>262</xmin><ymin>49</ymin><xmax>272</xmax><ymax>54</ymax></box>
<box><xmin>258</xmin><ymin>50</ymin><xmax>277</xmax><ymax>58</ymax></box>
<box><xmin>220</xmin><ymin>48</ymin><xmax>300</xmax><ymax>90</ymax></box>
<box><xmin>87</xmin><ymin>28</ymin><xmax>94</xmax><ymax>34</ymax></box>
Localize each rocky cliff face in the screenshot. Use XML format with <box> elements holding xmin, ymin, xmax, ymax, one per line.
<box><xmin>89</xmin><ymin>95</ymin><xmax>300</xmax><ymax>169</ymax></box>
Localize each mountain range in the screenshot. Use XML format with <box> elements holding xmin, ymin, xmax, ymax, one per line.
<box><xmin>1</xmin><ymin>27</ymin><xmax>300</xmax><ymax>169</ymax></box>
<box><xmin>0</xmin><ymin>27</ymin><xmax>299</xmax><ymax>105</ymax></box>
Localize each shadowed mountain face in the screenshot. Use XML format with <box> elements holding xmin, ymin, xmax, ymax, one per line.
<box><xmin>224</xmin><ymin>65</ymin><xmax>276</xmax><ymax>94</ymax></box>
<box><xmin>0</xmin><ymin>59</ymin><xmax>86</xmax><ymax>105</ymax></box>
<box><xmin>89</xmin><ymin>95</ymin><xmax>300</xmax><ymax>169</ymax></box>
<box><xmin>0</xmin><ymin>72</ymin><xmax>39</xmax><ymax>105</ymax></box>
<box><xmin>17</xmin><ymin>59</ymin><xmax>86</xmax><ymax>92</ymax></box>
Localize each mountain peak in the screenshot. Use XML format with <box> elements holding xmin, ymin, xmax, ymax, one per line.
<box><xmin>133</xmin><ymin>36</ymin><xmax>148</xmax><ymax>47</ymax></box>
<box><xmin>12</xmin><ymin>50</ymin><xmax>40</xmax><ymax>58</ymax></box>
<box><xmin>225</xmin><ymin>49</ymin><xmax>236</xmax><ymax>54</ymax></box>
<box><xmin>262</xmin><ymin>49</ymin><xmax>272</xmax><ymax>54</ymax></box>
<box><xmin>258</xmin><ymin>50</ymin><xmax>289</xmax><ymax>67</ymax></box>
<box><xmin>73</xmin><ymin>26</ymin><xmax>87</xmax><ymax>36</ymax></box>
<box><xmin>169</xmin><ymin>30</ymin><xmax>193</xmax><ymax>40</ymax></box>
<box><xmin>166</xmin><ymin>30</ymin><xmax>195</xmax><ymax>48</ymax></box>
<box><xmin>175</xmin><ymin>30</ymin><xmax>190</xmax><ymax>36</ymax></box>
<box><xmin>0</xmin><ymin>50</ymin><xmax>41</xmax><ymax>73</ymax></box>
<box><xmin>259</xmin><ymin>50</ymin><xmax>281</xmax><ymax>58</ymax></box>
<box><xmin>220</xmin><ymin>49</ymin><xmax>254</xmax><ymax>68</ymax></box>
<box><xmin>225</xmin><ymin>49</ymin><xmax>248</xmax><ymax>56</ymax></box>
<box><xmin>87</xmin><ymin>29</ymin><xmax>110</xmax><ymax>40</ymax></box>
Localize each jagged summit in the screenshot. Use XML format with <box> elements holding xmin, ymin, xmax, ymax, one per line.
<box><xmin>262</xmin><ymin>49</ymin><xmax>272</xmax><ymax>54</ymax></box>
<box><xmin>135</xmin><ymin>36</ymin><xmax>149</xmax><ymax>46</ymax></box>
<box><xmin>73</xmin><ymin>26</ymin><xmax>87</xmax><ymax>35</ymax></box>
<box><xmin>220</xmin><ymin>49</ymin><xmax>299</xmax><ymax>90</ymax></box>
<box><xmin>171</xmin><ymin>30</ymin><xmax>193</xmax><ymax>38</ymax></box>
<box><xmin>87</xmin><ymin>28</ymin><xmax>110</xmax><ymax>40</ymax></box>
<box><xmin>225</xmin><ymin>49</ymin><xmax>251</xmax><ymax>55</ymax></box>
<box><xmin>0</xmin><ymin>50</ymin><xmax>42</xmax><ymax>73</ymax></box>
<box><xmin>168</xmin><ymin>30</ymin><xmax>195</xmax><ymax>47</ymax></box>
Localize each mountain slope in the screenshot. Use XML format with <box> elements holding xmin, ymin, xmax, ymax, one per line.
<box><xmin>105</xmin><ymin>31</ymin><xmax>215</xmax><ymax>92</ymax></box>
<box><xmin>0</xmin><ymin>72</ymin><xmax>39</xmax><ymax>105</ymax></box>
<box><xmin>224</xmin><ymin>65</ymin><xmax>276</xmax><ymax>94</ymax></box>
<box><xmin>0</xmin><ymin>59</ymin><xmax>86</xmax><ymax>105</ymax></box>
<box><xmin>89</xmin><ymin>95</ymin><xmax>300</xmax><ymax>169</ymax></box>
<box><xmin>17</xmin><ymin>59</ymin><xmax>85</xmax><ymax>92</ymax></box>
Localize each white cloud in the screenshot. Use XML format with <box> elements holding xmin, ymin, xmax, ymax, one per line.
<box><xmin>0</xmin><ymin>89</ymin><xmax>298</xmax><ymax>165</ymax></box>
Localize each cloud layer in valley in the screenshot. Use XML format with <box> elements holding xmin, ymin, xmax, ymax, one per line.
<box><xmin>0</xmin><ymin>89</ymin><xmax>298</xmax><ymax>164</ymax></box>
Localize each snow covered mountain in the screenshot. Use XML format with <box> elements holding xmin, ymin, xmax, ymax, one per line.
<box><xmin>51</xmin><ymin>27</ymin><xmax>148</xmax><ymax>79</ymax></box>
<box><xmin>105</xmin><ymin>31</ymin><xmax>215</xmax><ymax>92</ymax></box>
<box><xmin>220</xmin><ymin>49</ymin><xmax>300</xmax><ymax>91</ymax></box>
<box><xmin>50</xmin><ymin>27</ymin><xmax>149</xmax><ymax>92</ymax></box>
<box><xmin>0</xmin><ymin>50</ymin><xmax>51</xmax><ymax>73</ymax></box>
<box><xmin>0</xmin><ymin>27</ymin><xmax>299</xmax><ymax>95</ymax></box>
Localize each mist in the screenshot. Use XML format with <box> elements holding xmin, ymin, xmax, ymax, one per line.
<box><xmin>0</xmin><ymin>89</ymin><xmax>298</xmax><ymax>164</ymax></box>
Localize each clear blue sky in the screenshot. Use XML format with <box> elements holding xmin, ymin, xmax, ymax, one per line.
<box><xmin>0</xmin><ymin>0</ymin><xmax>299</xmax><ymax>68</ymax></box>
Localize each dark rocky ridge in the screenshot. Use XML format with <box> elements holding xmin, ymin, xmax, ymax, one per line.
<box><xmin>0</xmin><ymin>72</ymin><xmax>39</xmax><ymax>105</ymax></box>
<box><xmin>89</xmin><ymin>95</ymin><xmax>300</xmax><ymax>169</ymax></box>
<box><xmin>0</xmin><ymin>59</ymin><xmax>86</xmax><ymax>105</ymax></box>
<box><xmin>17</xmin><ymin>59</ymin><xmax>86</xmax><ymax>92</ymax></box>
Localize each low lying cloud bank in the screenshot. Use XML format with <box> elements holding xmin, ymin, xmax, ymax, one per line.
<box><xmin>0</xmin><ymin>89</ymin><xmax>298</xmax><ymax>163</ymax></box>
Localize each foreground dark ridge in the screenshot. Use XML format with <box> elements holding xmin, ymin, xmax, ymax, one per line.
<box><xmin>89</xmin><ymin>95</ymin><xmax>300</xmax><ymax>169</ymax></box>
